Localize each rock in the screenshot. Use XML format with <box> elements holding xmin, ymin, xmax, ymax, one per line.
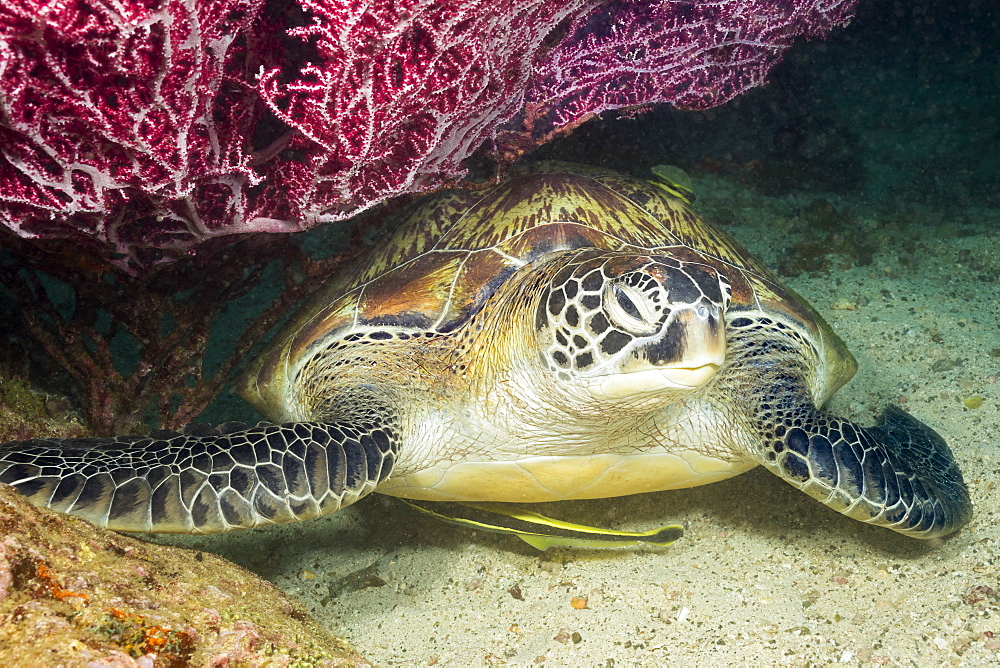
<box><xmin>0</xmin><ymin>484</ymin><xmax>367</xmax><ymax>666</ymax></box>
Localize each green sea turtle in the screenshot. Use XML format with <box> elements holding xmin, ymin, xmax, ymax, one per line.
<box><xmin>0</xmin><ymin>164</ymin><xmax>971</xmax><ymax>540</ymax></box>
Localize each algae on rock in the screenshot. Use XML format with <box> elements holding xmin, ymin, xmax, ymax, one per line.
<box><xmin>0</xmin><ymin>484</ymin><xmax>367</xmax><ymax>666</ymax></box>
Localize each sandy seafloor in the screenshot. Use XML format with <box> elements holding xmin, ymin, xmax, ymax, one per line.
<box><xmin>159</xmin><ymin>173</ymin><xmax>1000</xmax><ymax>666</ymax></box>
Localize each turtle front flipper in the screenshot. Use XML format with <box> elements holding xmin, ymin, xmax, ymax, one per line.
<box><xmin>0</xmin><ymin>421</ymin><xmax>398</xmax><ymax>534</ymax></box>
<box><xmin>756</xmin><ymin>403</ymin><xmax>971</xmax><ymax>539</ymax></box>
<box><xmin>718</xmin><ymin>317</ymin><xmax>971</xmax><ymax>540</ymax></box>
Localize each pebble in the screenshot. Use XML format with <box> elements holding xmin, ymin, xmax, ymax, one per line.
<box><xmin>538</xmin><ymin>560</ymin><xmax>560</xmax><ymax>573</ymax></box>
<box><xmin>831</xmin><ymin>298</ymin><xmax>858</xmax><ymax>310</ymax></box>
<box><xmin>963</xmin><ymin>395</ymin><xmax>983</xmax><ymax>409</ymax></box>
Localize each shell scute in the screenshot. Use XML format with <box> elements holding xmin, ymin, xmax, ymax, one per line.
<box><xmin>352</xmin><ymin>188</ymin><xmax>487</xmax><ymax>287</ymax></box>
<box><xmin>496</xmin><ymin>222</ymin><xmax>617</xmax><ymax>263</ymax></box>
<box><xmin>583</xmin><ymin>170</ymin><xmax>771</xmax><ymax>276</ymax></box>
<box><xmin>356</xmin><ymin>252</ymin><xmax>467</xmax><ymax>330</ymax></box>
<box><xmin>436</xmin><ymin>173</ymin><xmax>670</xmax><ymax>253</ymax></box>
<box><xmin>435</xmin><ymin>250</ymin><xmax>520</xmax><ymax>333</ymax></box>
<box><xmin>358</xmin><ymin>250</ymin><xmax>520</xmax><ymax>335</ymax></box>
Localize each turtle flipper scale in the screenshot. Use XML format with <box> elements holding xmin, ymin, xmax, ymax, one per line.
<box><xmin>718</xmin><ymin>316</ymin><xmax>970</xmax><ymax>539</ymax></box>
<box><xmin>762</xmin><ymin>404</ymin><xmax>971</xmax><ymax>539</ymax></box>
<box><xmin>0</xmin><ymin>421</ymin><xmax>398</xmax><ymax>534</ymax></box>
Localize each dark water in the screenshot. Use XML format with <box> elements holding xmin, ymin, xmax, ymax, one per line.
<box><xmin>534</xmin><ymin>0</ymin><xmax>999</xmax><ymax>212</ymax></box>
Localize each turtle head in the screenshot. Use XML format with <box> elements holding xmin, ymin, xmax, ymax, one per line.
<box><xmin>536</xmin><ymin>251</ymin><xmax>730</xmax><ymax>400</ymax></box>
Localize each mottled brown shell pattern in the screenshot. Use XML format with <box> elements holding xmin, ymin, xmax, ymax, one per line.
<box><xmin>238</xmin><ymin>163</ymin><xmax>844</xmax><ymax>415</ymax></box>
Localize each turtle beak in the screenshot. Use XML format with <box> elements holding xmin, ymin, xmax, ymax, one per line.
<box><xmin>591</xmin><ymin>303</ymin><xmax>726</xmax><ymax>399</ymax></box>
<box><xmin>647</xmin><ymin>303</ymin><xmax>726</xmax><ymax>388</ymax></box>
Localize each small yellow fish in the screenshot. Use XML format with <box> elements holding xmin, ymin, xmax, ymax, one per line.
<box><xmin>401</xmin><ymin>499</ymin><xmax>683</xmax><ymax>551</ymax></box>
<box><xmin>649</xmin><ymin>164</ymin><xmax>696</xmax><ymax>204</ymax></box>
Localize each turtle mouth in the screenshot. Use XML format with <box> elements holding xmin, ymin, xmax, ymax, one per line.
<box><xmin>659</xmin><ymin>362</ymin><xmax>720</xmax><ymax>388</ymax></box>
<box><xmin>589</xmin><ymin>363</ymin><xmax>720</xmax><ymax>399</ymax></box>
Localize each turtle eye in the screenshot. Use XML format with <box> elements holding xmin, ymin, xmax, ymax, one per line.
<box><xmin>605</xmin><ymin>283</ymin><xmax>658</xmax><ymax>335</ymax></box>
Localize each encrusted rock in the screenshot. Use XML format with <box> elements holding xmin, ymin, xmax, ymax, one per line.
<box><xmin>0</xmin><ymin>484</ymin><xmax>367</xmax><ymax>666</ymax></box>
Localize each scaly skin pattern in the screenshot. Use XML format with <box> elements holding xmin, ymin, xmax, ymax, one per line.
<box><xmin>715</xmin><ymin>315</ymin><xmax>971</xmax><ymax>538</ymax></box>
<box><xmin>0</xmin><ymin>421</ymin><xmax>398</xmax><ymax>534</ymax></box>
